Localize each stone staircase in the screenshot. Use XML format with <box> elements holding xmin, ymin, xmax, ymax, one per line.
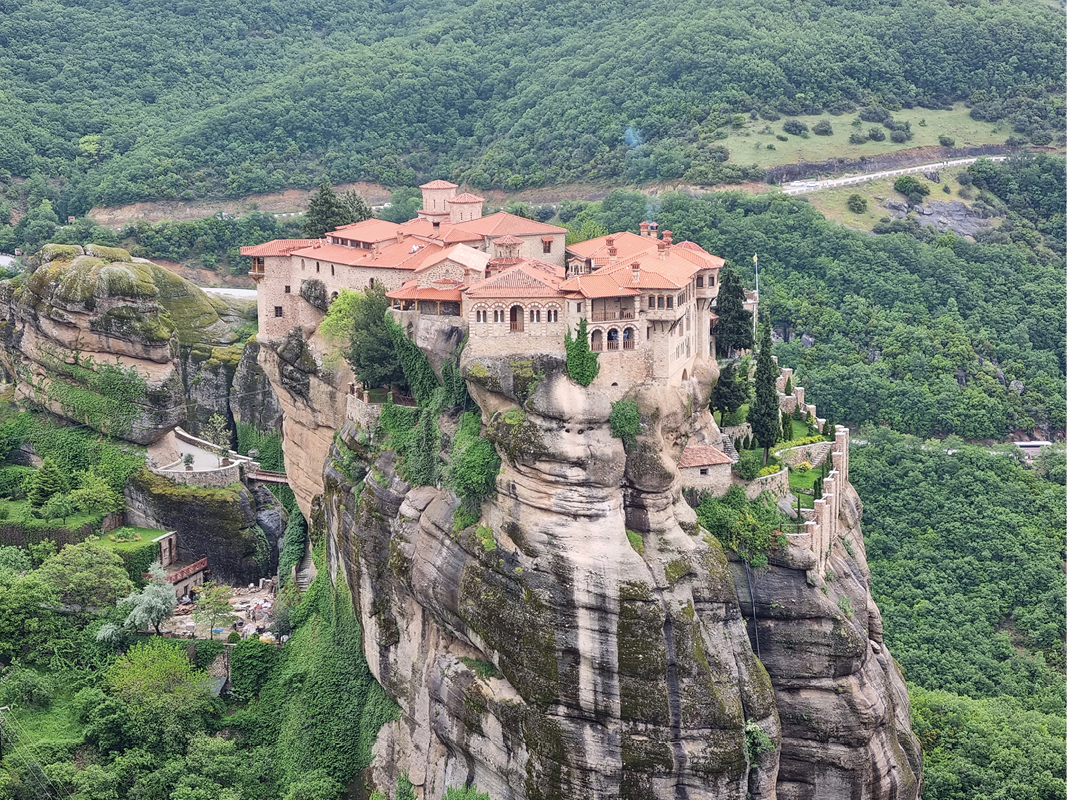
<box><xmin>294</xmin><ymin>542</ymin><xmax>317</xmax><ymax>592</ymax></box>
<box><xmin>721</xmin><ymin>433</ymin><xmax>740</xmax><ymax>462</ymax></box>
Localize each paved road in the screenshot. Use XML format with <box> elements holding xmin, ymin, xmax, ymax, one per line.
<box><xmin>780</xmin><ymin>156</ymin><xmax>1008</xmax><ymax>195</ymax></box>
<box><xmin>200</xmin><ymin>286</ymin><xmax>257</xmax><ymax>299</ymax></box>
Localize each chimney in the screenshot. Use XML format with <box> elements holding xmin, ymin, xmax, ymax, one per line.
<box><xmin>662</xmin><ymin>229</ymin><xmax>673</xmax><ymax>246</ymax></box>
<box><xmin>432</xmin><ymin>220</ymin><xmax>440</xmax><ymax>233</ymax></box>
<box><xmin>657</xmin><ymin>240</ymin><xmax>668</xmax><ymax>260</ymax></box>
<box><xmin>631</xmin><ymin>262</ymin><xmax>641</xmax><ymax>283</ymax></box>
<box><xmin>397</xmin><ymin>230</ymin><xmax>405</xmax><ymax>242</ymax></box>
<box><xmin>639</xmin><ymin>221</ymin><xmax>649</xmax><ymax>237</ymax></box>
<box><xmin>606</xmin><ymin>236</ymin><xmax>618</xmax><ymax>264</ymax></box>
<box><xmin>649</xmin><ymin>222</ymin><xmax>659</xmax><ymax>238</ymax></box>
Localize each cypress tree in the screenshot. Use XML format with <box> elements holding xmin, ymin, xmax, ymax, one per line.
<box><xmin>28</xmin><ymin>457</ymin><xmax>67</xmax><ymax>509</ymax></box>
<box><xmin>781</xmin><ymin>410</ymin><xmax>791</xmax><ymax>442</ymax></box>
<box><xmin>714</xmin><ymin>264</ymin><xmax>754</xmax><ymax>357</ymax></box>
<box><xmin>783</xmin><ymin>376</ymin><xmax>793</xmax><ymax>395</ymax></box>
<box><xmin>710</xmin><ymin>361</ymin><xmax>749</xmax><ymax>419</ymax></box>
<box><xmin>564</xmin><ymin>318</ymin><xmax>600</xmax><ymax>387</ymax></box>
<box><xmin>749</xmin><ymin>326</ymin><xmax>780</xmax><ymax>464</ymax></box>
<box><xmin>302</xmin><ymin>180</ymin><xmax>351</xmax><ymax>238</ymax></box>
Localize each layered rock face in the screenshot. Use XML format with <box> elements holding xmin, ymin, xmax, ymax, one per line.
<box><xmin>0</xmin><ymin>245</ymin><xmax>263</xmax><ymax>443</ymax></box>
<box><xmin>256</xmin><ymin>310</ymin><xmax>921</xmax><ymax>799</ymax></box>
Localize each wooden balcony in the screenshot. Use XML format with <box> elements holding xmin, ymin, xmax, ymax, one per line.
<box><xmin>510</xmin><ymin>321</ymin><xmax>524</xmax><ymax>332</ymax></box>
<box><xmin>590</xmin><ymin>309</ymin><xmax>636</xmax><ymax>322</ymax></box>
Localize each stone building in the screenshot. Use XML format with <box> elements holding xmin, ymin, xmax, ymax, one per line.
<box><xmin>246</xmin><ymin>183</ymin><xmax>733</xmax><ymax>396</ymax></box>
<box><xmin>242</xmin><ymin>181</ymin><xmax>566</xmax><ymax>339</ymax></box>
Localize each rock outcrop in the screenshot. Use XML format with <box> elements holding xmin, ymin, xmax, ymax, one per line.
<box><xmin>0</xmin><ymin>245</ymin><xmax>267</xmax><ymax>443</ymax></box>
<box><xmin>258</xmin><ymin>314</ymin><xmax>921</xmax><ymax>800</ymax></box>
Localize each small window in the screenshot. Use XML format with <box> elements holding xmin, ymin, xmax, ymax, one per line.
<box><xmin>369</xmin><ymin>277</ymin><xmax>375</xmax><ymax>288</ymax></box>
<box><xmin>648</xmin><ymin>296</ymin><xmax>655</xmax><ymax>309</ymax></box>
<box><xmin>331</xmin><ymin>264</ymin><xmax>335</xmax><ymax>276</ymax></box>
<box><xmin>576</xmin><ymin>302</ymin><xmax>583</xmax><ymax>313</ymax></box>
<box><xmin>658</xmin><ymin>296</ymin><xmax>664</xmax><ymax>309</ymax></box>
<box><xmin>476</xmin><ymin>310</ymin><xmax>487</xmax><ymax>323</ymax></box>
<box><xmin>274</xmin><ymin>306</ymin><xmax>283</xmax><ymax>318</ymax></box>
<box><xmin>710</xmin><ymin>276</ymin><xmax>716</xmax><ymax>287</ymax></box>
<box><xmin>493</xmin><ymin>309</ymin><xmax>504</xmax><ymax>323</ymax></box>
<box><xmin>646</xmin><ymin>327</ymin><xmax>651</xmax><ymax>340</ymax></box>
<box><xmin>547</xmin><ymin>309</ymin><xmax>558</xmax><ymax>323</ymax></box>
<box><xmin>301</xmin><ymin>259</ymin><xmax>305</xmax><ymax>270</ymax></box>
<box><xmin>316</xmin><ymin>262</ymin><xmax>320</xmax><ymax>273</ymax></box>
<box><xmin>284</xmin><ymin>285</ymin><xmax>291</xmax><ymax>293</ymax></box>
<box><xmin>696</xmin><ymin>276</ymin><xmax>704</xmax><ymax>288</ymax></box>
<box><xmin>700</xmin><ymin>468</ymin><xmax>708</xmax><ymax>475</ymax></box>
<box><xmin>542</xmin><ymin>240</ymin><xmax>552</xmax><ymax>254</ymax></box>
<box><xmin>530</xmin><ymin>310</ymin><xmax>540</xmax><ymax>323</ymax></box>
<box><xmin>666</xmin><ymin>296</ymin><xmax>673</xmax><ymax>309</ymax></box>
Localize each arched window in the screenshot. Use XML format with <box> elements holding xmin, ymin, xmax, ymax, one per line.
<box><xmin>607</xmin><ymin>328</ymin><xmax>619</xmax><ymax>350</ymax></box>
<box><xmin>590</xmin><ymin>329</ymin><xmax>603</xmax><ymax>352</ymax></box>
<box><xmin>509</xmin><ymin>305</ymin><xmax>524</xmax><ymax>332</ymax></box>
<box><xmin>623</xmin><ymin>327</ymin><xmax>635</xmax><ymax>350</ymax></box>
<box><xmin>681</xmin><ymin>369</ymin><xmax>689</xmax><ymax>384</ymax></box>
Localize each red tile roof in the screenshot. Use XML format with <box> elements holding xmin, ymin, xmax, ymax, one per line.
<box><xmin>387</xmin><ymin>280</ymin><xmax>462</xmax><ymax>303</ymax></box>
<box><xmin>289</xmin><ymin>239</ymin><xmax>442</xmax><ymax>270</ymax></box>
<box><xmin>414</xmin><ymin>244</ymin><xmax>490</xmax><ymax>274</ymax></box>
<box><xmin>420</xmin><ymin>179</ymin><xmax>458</xmax><ymax>190</ymax></box>
<box><xmin>240</xmin><ymin>239</ymin><xmax>318</xmax><ymax>257</ymax></box>
<box><xmin>464</xmin><ymin>260</ymin><xmax>566</xmax><ymax>299</ymax></box>
<box><xmin>327</xmin><ymin>218</ymin><xmax>404</xmax><ymax>244</ymax></box>
<box><xmin>492</xmin><ymin>234</ymin><xmax>524</xmax><ymax>245</ymax></box>
<box><xmin>558</xmin><ymin>273</ymin><xmax>642</xmax><ymax>299</ymax></box>
<box><xmin>679</xmin><ymin>445</ymin><xmax>733</xmax><ymax>468</ymax></box>
<box><xmin>448</xmin><ymin>193</ymin><xmax>485</xmax><ymax>204</ymax></box>
<box><xmin>453</xmin><ymin>211</ymin><xmax>567</xmax><ymax>237</ymax></box>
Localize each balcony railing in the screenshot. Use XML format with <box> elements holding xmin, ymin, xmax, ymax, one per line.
<box><xmin>623</xmin><ymin>339</ymin><xmax>636</xmax><ymax>350</ymax></box>
<box><xmin>590</xmin><ymin>310</ymin><xmax>636</xmax><ymax>322</ymax></box>
<box><xmin>510</xmin><ymin>321</ymin><xmax>524</xmax><ymax>332</ymax></box>
<box><xmin>606</xmin><ymin>340</ymin><xmax>619</xmax><ymax>350</ymax></box>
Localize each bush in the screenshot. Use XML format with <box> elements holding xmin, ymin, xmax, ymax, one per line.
<box><xmin>894</xmin><ymin>175</ymin><xmax>929</xmax><ymax>197</ymax></box>
<box><xmin>938</xmin><ymin>134</ymin><xmax>955</xmax><ymax>147</ymax></box>
<box><xmin>775</xmin><ymin>134</ymin><xmax>788</xmax><ymax>142</ymax></box>
<box><xmin>794</xmin><ymin>461</ymin><xmax>813</xmax><ymax>473</ymax></box>
<box><xmin>737</xmin><ymin>450</ymin><xmax>761</xmax><ymax>480</ymax></box>
<box><xmin>782</xmin><ymin>119</ymin><xmax>808</xmax><ymax>135</ymax></box>
<box><xmin>867</xmin><ymin>126</ymin><xmax>886</xmax><ymax>142</ymax></box>
<box><xmin>812</xmin><ymin>120</ymin><xmax>833</xmax><ymax>136</ymax></box>
<box><xmin>757</xmin><ymin>464</ymin><xmax>781</xmax><ymax>477</ymax></box>
<box><xmin>231</xmin><ymin>637</ymin><xmax>281</xmax><ymax>700</ymax></box>
<box><xmin>890</xmin><ymin>129</ymin><xmax>910</xmax><ymax>143</ymax></box>
<box><xmin>957</xmin><ymin>172</ymin><xmax>972</xmax><ymax>186</ymax></box>
<box><xmin>0</xmin><ymin>465</ymin><xmax>34</xmax><ymax>498</ymax></box>
<box><xmin>608</xmin><ymin>399</ymin><xmax>641</xmax><ymax>448</ymax></box>
<box><xmin>848</xmin><ymin>131</ymin><xmax>868</xmax><ymax>144</ymax></box>
<box><xmin>847</xmin><ymin>194</ymin><xmax>868</xmax><ymax>213</ymax></box>
<box><xmin>227</xmin><ymin>630</ymin><xmax>242</xmax><ymax>643</ymax></box>
<box><xmin>0</xmin><ymin>668</ymin><xmax>54</xmax><ymax>709</ymax></box>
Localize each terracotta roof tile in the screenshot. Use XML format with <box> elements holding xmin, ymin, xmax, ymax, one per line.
<box><xmin>558</xmin><ymin>273</ymin><xmax>643</xmax><ymax>298</ymax></box>
<box><xmin>679</xmin><ymin>445</ymin><xmax>734</xmax><ymax>468</ymax></box>
<box><xmin>289</xmin><ymin>239</ymin><xmax>442</xmax><ymax>270</ymax></box>
<box><xmin>386</xmin><ymin>279</ymin><xmax>462</xmax><ymax>303</ymax></box>
<box><xmin>240</xmin><ymin>239</ymin><xmax>318</xmax><ymax>257</ymax></box>
<box><xmin>448</xmin><ymin>192</ymin><xmax>485</xmax><ymax>203</ymax></box>
<box><xmin>327</xmin><ymin>218</ymin><xmax>404</xmax><ymax>243</ymax></box>
<box><xmin>419</xmin><ymin>179</ymin><xmax>458</xmax><ymax>189</ymax></box>
<box><xmin>464</xmin><ymin>261</ymin><xmax>566</xmax><ymax>299</ymax></box>
<box><xmin>414</xmin><ymin>244</ymin><xmax>491</xmax><ymax>274</ymax></box>
<box><xmin>492</xmin><ymin>234</ymin><xmax>524</xmax><ymax>245</ymax></box>
<box><xmin>452</xmin><ymin>211</ymin><xmax>567</xmax><ymax>237</ymax></box>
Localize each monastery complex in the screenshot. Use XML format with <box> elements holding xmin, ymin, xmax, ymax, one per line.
<box><xmin>244</xmin><ymin>181</ymin><xmax>743</xmax><ymax>399</ymax></box>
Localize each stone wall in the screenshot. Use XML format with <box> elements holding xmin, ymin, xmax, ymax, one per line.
<box><xmin>347</xmin><ymin>392</ymin><xmax>383</xmax><ymax>431</ymax></box>
<box><xmin>153</xmin><ymin>461</ymin><xmax>243</xmax><ymax>488</ymax></box>
<box><xmin>776</xmin><ymin>440</ymin><xmax>833</xmax><ymax>468</ymax></box>
<box><xmin>679</xmin><ymin>462</ymin><xmax>732</xmax><ymax>495</ymax></box>
<box><xmin>742</xmin><ymin>467</ymin><xmax>789</xmax><ymax>500</ymax></box>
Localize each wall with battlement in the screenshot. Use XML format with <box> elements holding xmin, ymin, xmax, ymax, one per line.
<box><xmin>347</xmin><ymin>392</ymin><xmax>384</xmax><ymax>430</ymax></box>
<box><xmin>787</xmin><ymin>426</ymin><xmax>850</xmax><ymax>574</ymax></box>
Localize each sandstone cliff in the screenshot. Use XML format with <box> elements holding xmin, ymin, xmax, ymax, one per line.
<box><xmin>0</xmin><ymin>244</ymin><xmax>269</xmax><ymax>444</ymax></box>
<box><xmin>261</xmin><ymin>318</ymin><xmax>921</xmax><ymax>799</ymax></box>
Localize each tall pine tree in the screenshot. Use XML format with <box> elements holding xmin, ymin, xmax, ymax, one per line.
<box><xmin>710</xmin><ymin>361</ymin><xmax>749</xmax><ymax>420</ymax></box>
<box><xmin>302</xmin><ymin>181</ymin><xmax>371</xmax><ymax>238</ymax></box>
<box><xmin>714</xmin><ymin>263</ymin><xmax>753</xmax><ymax>357</ymax></box>
<box><xmin>748</xmin><ymin>326</ymin><xmax>780</xmax><ymax>464</ymax></box>
<box><xmin>27</xmin><ymin>457</ymin><xmax>67</xmax><ymax>508</ymax></box>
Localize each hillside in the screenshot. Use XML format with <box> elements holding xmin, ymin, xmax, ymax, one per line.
<box><xmin>0</xmin><ymin>0</ymin><xmax>1062</xmax><ymax>215</ymax></box>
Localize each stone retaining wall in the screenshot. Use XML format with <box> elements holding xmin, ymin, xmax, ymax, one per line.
<box><xmin>776</xmin><ymin>440</ymin><xmax>834</xmax><ymax>468</ymax></box>
<box><xmin>347</xmin><ymin>393</ymin><xmax>383</xmax><ymax>430</ymax></box>
<box><xmin>741</xmin><ymin>467</ymin><xmax>789</xmax><ymax>500</ymax></box>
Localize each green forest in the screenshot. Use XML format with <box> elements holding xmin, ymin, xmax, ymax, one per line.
<box><xmin>0</xmin><ymin>0</ymin><xmax>1063</xmax><ymax>213</ymax></box>
<box><xmin>655</xmin><ymin>153</ymin><xmax>1065</xmax><ymax>439</ymax></box>
<box><xmin>851</xmin><ymin>434</ymin><xmax>1065</xmax><ymax>800</ymax></box>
